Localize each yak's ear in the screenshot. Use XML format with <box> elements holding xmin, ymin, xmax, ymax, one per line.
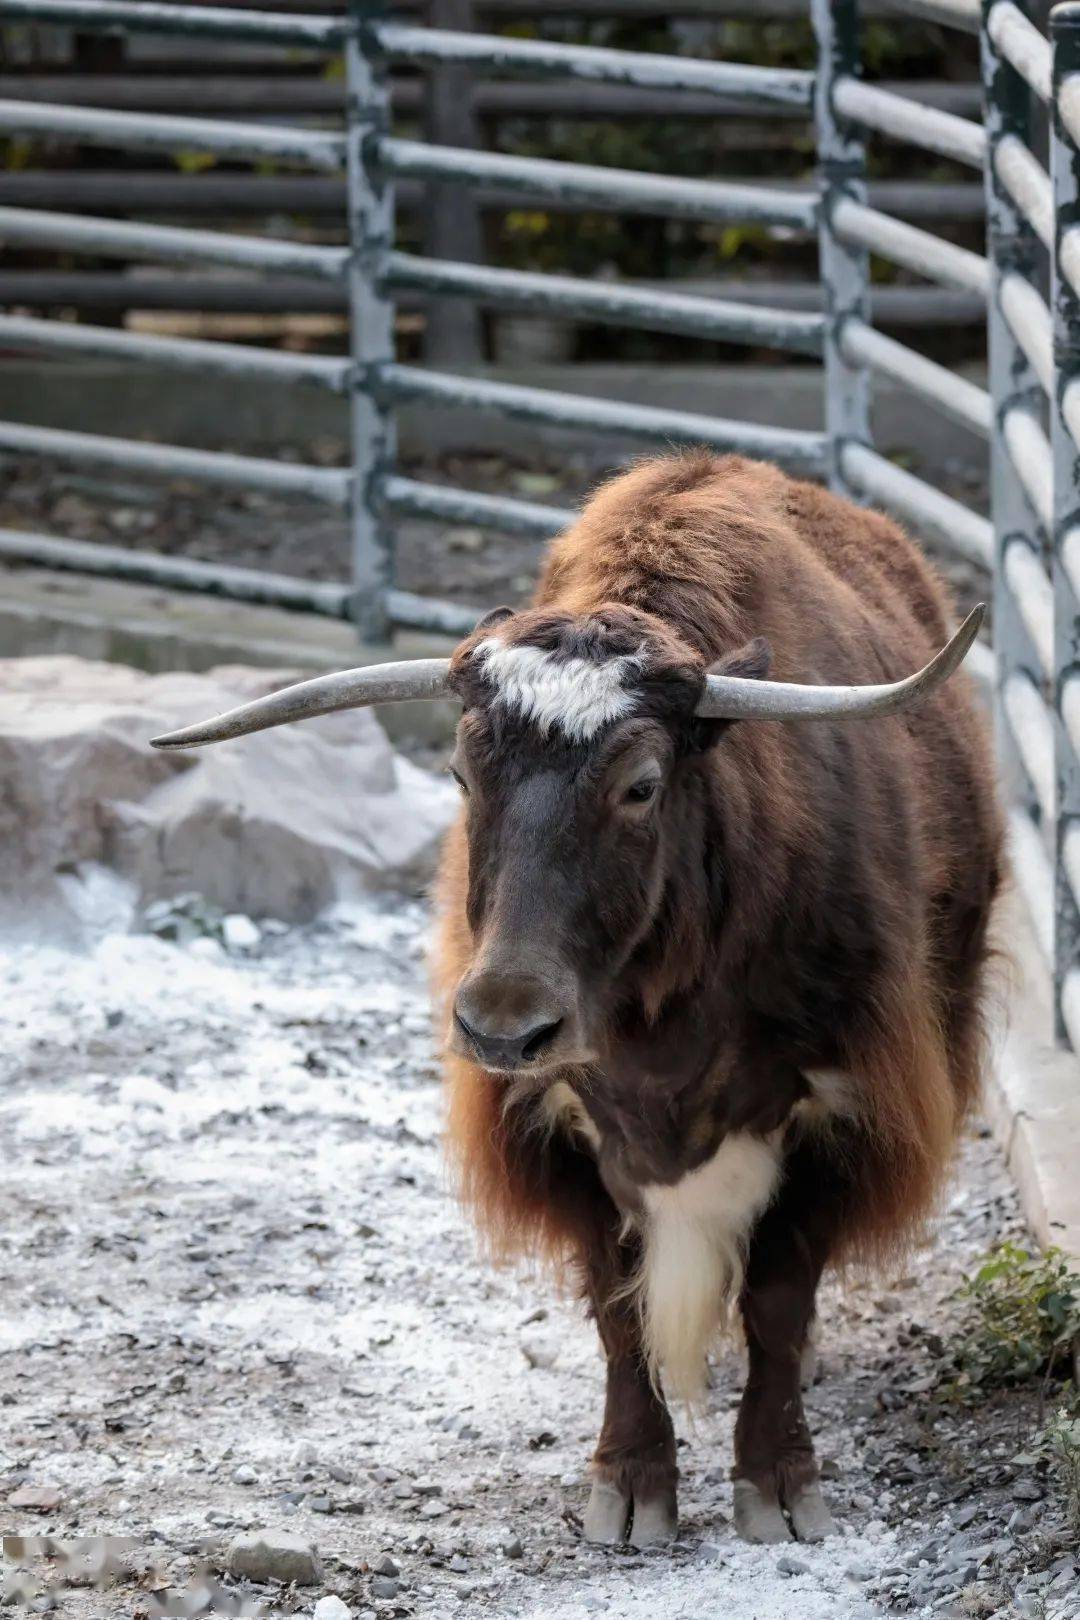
<box><xmin>690</xmin><ymin>636</ymin><xmax>773</xmax><ymax>750</ymax></box>
<box><xmin>472</xmin><ymin>605</ymin><xmax>515</xmax><ymax>635</ymax></box>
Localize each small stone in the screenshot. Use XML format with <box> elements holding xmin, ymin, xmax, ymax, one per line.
<box><xmin>314</xmin><ymin>1600</ymin><xmax>351</xmax><ymax>1620</ymax></box>
<box><xmin>307</xmin><ymin>1495</ymin><xmax>333</xmax><ymax>1514</ymax></box>
<box><xmin>420</xmin><ymin>1500</ymin><xmax>447</xmax><ymax>1519</ymax></box>
<box><xmin>6</xmin><ymin>1487</ymin><xmax>62</xmax><ymax>1514</ymax></box>
<box><xmin>370</xmin><ymin>1576</ymin><xmax>399</xmax><ymax>1599</ymax></box>
<box><xmin>520</xmin><ymin>1336</ymin><xmax>559</xmax><ymax>1371</ymax></box>
<box><xmin>373</xmin><ymin>1556</ymin><xmax>399</xmax><ymax>1577</ymax></box>
<box><xmin>222</xmin><ymin>914</ymin><xmax>261</xmax><ymax>952</ymax></box>
<box><xmin>448</xmin><ymin>1556</ymin><xmax>469</xmax><ymax>1574</ymax></box>
<box><xmin>1012</xmin><ymin>1479</ymin><xmax>1044</xmax><ymax>1502</ymax></box>
<box><xmin>226</xmin><ymin>1530</ymin><xmax>322</xmax><ymax>1586</ymax></box>
<box><xmin>777</xmin><ymin>1555</ymin><xmax>810</xmax><ymax>1576</ymax></box>
<box><xmin>328</xmin><ymin>1464</ymin><xmax>353</xmax><ymax>1485</ymax></box>
<box><xmin>502</xmin><ymin>1536</ymin><xmax>524</xmax><ymax>1560</ymax></box>
<box><xmin>846</xmin><ymin>1560</ymin><xmax>875</xmax><ymax>1581</ymax></box>
<box><xmin>232</xmin><ymin>1465</ymin><xmax>258</xmax><ymax>1486</ymax></box>
<box><xmin>953</xmin><ymin>1503</ymin><xmax>979</xmax><ymax>1528</ymax></box>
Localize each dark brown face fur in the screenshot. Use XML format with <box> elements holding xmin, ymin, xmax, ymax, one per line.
<box><xmin>444</xmin><ymin>603</ymin><xmax>750</xmax><ymax>1078</ymax></box>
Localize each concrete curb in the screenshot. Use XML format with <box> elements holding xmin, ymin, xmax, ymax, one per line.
<box><xmin>985</xmin><ymin>891</ymin><xmax>1080</xmax><ymax>1278</ymax></box>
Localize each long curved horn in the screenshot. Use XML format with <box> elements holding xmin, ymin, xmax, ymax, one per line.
<box><xmin>694</xmin><ymin>604</ymin><xmax>985</xmax><ymax>721</ymax></box>
<box><xmin>150</xmin><ymin>657</ymin><xmax>453</xmax><ymax>750</ymax></box>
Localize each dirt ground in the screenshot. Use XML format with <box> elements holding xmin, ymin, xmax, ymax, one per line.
<box><xmin>0</xmin><ymin>894</ymin><xmax>1076</xmax><ymax>1620</ymax></box>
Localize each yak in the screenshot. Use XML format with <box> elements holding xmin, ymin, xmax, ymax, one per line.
<box><xmin>153</xmin><ymin>452</ymin><xmax>1002</xmax><ymax>1551</ymax></box>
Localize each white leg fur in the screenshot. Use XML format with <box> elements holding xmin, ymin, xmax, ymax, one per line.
<box><xmin>638</xmin><ymin>1134</ymin><xmax>782</xmax><ymax>1403</ymax></box>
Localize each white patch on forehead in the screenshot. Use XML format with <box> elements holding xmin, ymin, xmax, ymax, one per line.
<box><xmin>473</xmin><ymin>637</ymin><xmax>643</xmax><ymax>743</ymax></box>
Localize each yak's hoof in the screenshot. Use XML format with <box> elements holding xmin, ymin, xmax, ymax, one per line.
<box><xmin>787</xmin><ymin>1480</ymin><xmax>837</xmax><ymax>1543</ymax></box>
<box><xmin>732</xmin><ymin>1478</ymin><xmax>792</xmax><ymax>1544</ymax></box>
<box><xmin>629</xmin><ymin>1485</ymin><xmax>678</xmax><ymax>1549</ymax></box>
<box><xmin>582</xmin><ymin>1479</ymin><xmax>678</xmax><ymax>1549</ymax></box>
<box><xmin>583</xmin><ymin>1481</ymin><xmax>630</xmax><ymax>1545</ymax></box>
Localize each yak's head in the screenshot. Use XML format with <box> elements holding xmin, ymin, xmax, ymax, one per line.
<box><xmin>442</xmin><ymin>602</ymin><xmax>764</xmax><ymax>1074</ymax></box>
<box><xmin>151</xmin><ymin>598</ymin><xmax>983</xmax><ymax>1077</ymax></box>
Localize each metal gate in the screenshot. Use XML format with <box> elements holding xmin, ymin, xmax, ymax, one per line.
<box><xmin>0</xmin><ymin>0</ymin><xmax>1076</xmax><ymax>1045</ymax></box>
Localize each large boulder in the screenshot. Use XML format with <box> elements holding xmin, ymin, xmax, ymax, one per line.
<box><xmin>0</xmin><ymin>656</ymin><xmax>456</xmax><ymax>939</ymax></box>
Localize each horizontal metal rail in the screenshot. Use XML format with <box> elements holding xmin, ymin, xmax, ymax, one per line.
<box><xmin>0</xmin><ymin>207</ymin><xmax>349</xmax><ymax>280</ymax></box>
<box><xmin>986</xmin><ymin>1</ymin><xmax>1052</xmax><ymax>102</ymax></box>
<box><xmin>0</xmin><ymin>421</ymin><xmax>350</xmax><ymax>504</ymax></box>
<box><xmin>0</xmin><ymin>528</ymin><xmax>353</xmax><ymax>616</ymax></box>
<box><xmin>1060</xmin><ymin>524</ymin><xmax>1080</xmax><ymax>605</ymax></box>
<box><xmin>832</xmin><ymin>77</ymin><xmax>987</xmax><ymax>169</ymax></box>
<box><xmin>999</xmin><ymin>272</ymin><xmax>1053</xmax><ymax>394</ymax></box>
<box><xmin>380</xmin><ymin>475</ymin><xmax>571</xmax><ymax>539</ymax></box>
<box><xmin>373</xmin><ymin>22</ymin><xmax>813</xmax><ymax>108</ymax></box>
<box><xmin>994</xmin><ymin>134</ymin><xmax>1054</xmax><ymax>248</ymax></box>
<box><xmin>839</xmin><ymin>442</ymin><xmax>994</xmax><ymax>568</ymax></box>
<box><xmin>375</xmin><ymin>139</ymin><xmax>817</xmax><ymax>230</ymax></box>
<box><xmin>1003</xmin><ymin>407</ymin><xmax>1054</xmax><ymax>531</ymax></box>
<box><xmin>839</xmin><ymin>317</ymin><xmax>991</xmax><ymax>436</ymax></box>
<box><xmin>831</xmin><ymin>197</ymin><xmax>990</xmax><ymax>297</ymax></box>
<box><xmin>384</xmin><ymin>588</ymin><xmax>482</xmax><ymax>637</ymax></box>
<box><xmin>885</xmin><ymin>0</ymin><xmax>980</xmax><ymax>30</ymax></box>
<box><xmin>0</xmin><ymin>0</ymin><xmax>347</xmax><ymax>44</ymax></box>
<box><xmin>377</xmin><ymin>364</ymin><xmax>828</xmax><ymax>470</ymax></box>
<box><xmin>0</xmin><ymin>527</ymin><xmax>483</xmax><ymax>637</ymax></box>
<box><xmin>1004</xmin><ymin>670</ymin><xmax>1055</xmax><ymax>821</ymax></box>
<box><xmin>0</xmin><ymin>100</ymin><xmax>345</xmax><ymax>171</ymax></box>
<box><xmin>385</xmin><ymin>253</ymin><xmax>825</xmax><ymax>354</ymax></box>
<box><xmin>1003</xmin><ymin>537</ymin><xmax>1054</xmax><ymax>677</ymax></box>
<box><xmin>0</xmin><ymin>313</ymin><xmax>351</xmax><ymax>391</ymax></box>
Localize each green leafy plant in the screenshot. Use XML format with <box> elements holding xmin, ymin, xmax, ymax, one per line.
<box><xmin>951</xmin><ymin>1242</ymin><xmax>1080</xmax><ymax>1395</ymax></box>
<box><xmin>1043</xmin><ymin>1405</ymin><xmax>1080</xmax><ymax>1532</ymax></box>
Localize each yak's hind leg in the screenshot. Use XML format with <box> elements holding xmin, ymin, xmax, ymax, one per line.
<box><xmin>579</xmin><ymin>1215</ymin><xmax>678</xmax><ymax>1549</ymax></box>
<box><xmin>732</xmin><ymin>1139</ymin><xmax>840</xmax><ymax>1545</ymax></box>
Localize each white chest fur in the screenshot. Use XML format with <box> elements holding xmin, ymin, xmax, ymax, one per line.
<box><xmin>637</xmin><ymin>1134</ymin><xmax>783</xmax><ymax>1403</ymax></box>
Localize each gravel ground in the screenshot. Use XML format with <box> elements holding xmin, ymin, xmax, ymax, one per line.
<box><xmin>1</xmin><ymin>898</ymin><xmax>1076</xmax><ymax>1620</ymax></box>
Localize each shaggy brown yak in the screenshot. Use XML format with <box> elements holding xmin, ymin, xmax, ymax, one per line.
<box><xmin>152</xmin><ymin>452</ymin><xmax>1002</xmax><ymax>1551</ymax></box>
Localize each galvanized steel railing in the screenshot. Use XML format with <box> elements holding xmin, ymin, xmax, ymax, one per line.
<box><xmin>0</xmin><ymin>0</ymin><xmax>827</xmax><ymax>643</ymax></box>
<box><xmin>3</xmin><ymin>0</ymin><xmax>1080</xmax><ymax>1045</ymax></box>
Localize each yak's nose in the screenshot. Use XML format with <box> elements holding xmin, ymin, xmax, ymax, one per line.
<box><xmin>453</xmin><ymin>974</ymin><xmax>567</xmax><ymax>1070</ymax></box>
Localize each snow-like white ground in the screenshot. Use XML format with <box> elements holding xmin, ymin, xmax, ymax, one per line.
<box><xmin>0</xmin><ymin>899</ymin><xmax>1059</xmax><ymax>1619</ymax></box>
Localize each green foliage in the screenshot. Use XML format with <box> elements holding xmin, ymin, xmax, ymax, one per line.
<box><xmin>950</xmin><ymin>1243</ymin><xmax>1080</xmax><ymax>1395</ymax></box>
<box><xmin>1042</xmin><ymin>1405</ymin><xmax>1080</xmax><ymax>1532</ymax></box>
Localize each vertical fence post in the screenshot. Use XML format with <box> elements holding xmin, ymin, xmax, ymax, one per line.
<box><xmin>423</xmin><ymin>0</ymin><xmax>484</xmax><ymax>367</ymax></box>
<box><xmin>812</xmin><ymin>0</ymin><xmax>871</xmax><ymax>498</ymax></box>
<box><xmin>1052</xmin><ymin>2</ymin><xmax>1080</xmax><ymax>1040</ymax></box>
<box><xmin>982</xmin><ymin>0</ymin><xmax>1050</xmax><ymax>984</ymax></box>
<box><xmin>346</xmin><ymin>0</ymin><xmax>396</xmax><ymax>643</ymax></box>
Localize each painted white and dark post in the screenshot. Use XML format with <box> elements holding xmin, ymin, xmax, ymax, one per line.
<box><xmin>346</xmin><ymin>0</ymin><xmax>397</xmax><ymax>642</ymax></box>
<box><xmin>982</xmin><ymin>0</ymin><xmax>1053</xmax><ymax>975</ymax></box>
<box><xmin>812</xmin><ymin>0</ymin><xmax>872</xmax><ymax>498</ymax></box>
<box><xmin>1051</xmin><ymin>2</ymin><xmax>1080</xmax><ymax>1041</ymax></box>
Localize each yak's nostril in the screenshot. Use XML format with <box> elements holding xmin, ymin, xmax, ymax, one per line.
<box><xmin>453</xmin><ymin>1003</ymin><xmax>566</xmax><ymax>1069</ymax></box>
<box><xmin>521</xmin><ymin>1019</ymin><xmax>563</xmax><ymax>1061</ymax></box>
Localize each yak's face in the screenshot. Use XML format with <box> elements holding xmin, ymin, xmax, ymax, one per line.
<box><xmin>444</xmin><ymin>604</ymin><xmax>759</xmax><ymax>1075</ymax></box>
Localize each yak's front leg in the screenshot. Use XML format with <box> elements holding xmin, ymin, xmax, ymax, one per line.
<box><xmin>581</xmin><ymin>1226</ymin><xmax>678</xmax><ymax>1549</ymax></box>
<box><xmin>732</xmin><ymin>1148</ymin><xmax>838</xmax><ymax>1545</ymax></box>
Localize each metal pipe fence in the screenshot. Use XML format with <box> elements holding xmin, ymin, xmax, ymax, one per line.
<box><xmin>1</xmin><ymin>0</ymin><xmax>1080</xmax><ymax>1047</ymax></box>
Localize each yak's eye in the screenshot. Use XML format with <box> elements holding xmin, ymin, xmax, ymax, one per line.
<box><xmin>449</xmin><ymin>767</ymin><xmax>469</xmax><ymax>796</ymax></box>
<box><xmin>624</xmin><ymin>776</ymin><xmax>658</xmax><ymax>805</ymax></box>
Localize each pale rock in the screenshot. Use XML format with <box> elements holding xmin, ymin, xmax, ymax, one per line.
<box><xmin>314</xmin><ymin>1599</ymin><xmax>351</xmax><ymax>1620</ymax></box>
<box><xmin>222</xmin><ymin>914</ymin><xmax>261</xmax><ymax>953</ymax></box>
<box><xmin>0</xmin><ymin>656</ymin><xmax>457</xmax><ymax>941</ymax></box>
<box><xmin>226</xmin><ymin>1529</ymin><xmax>322</xmax><ymax>1585</ymax></box>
